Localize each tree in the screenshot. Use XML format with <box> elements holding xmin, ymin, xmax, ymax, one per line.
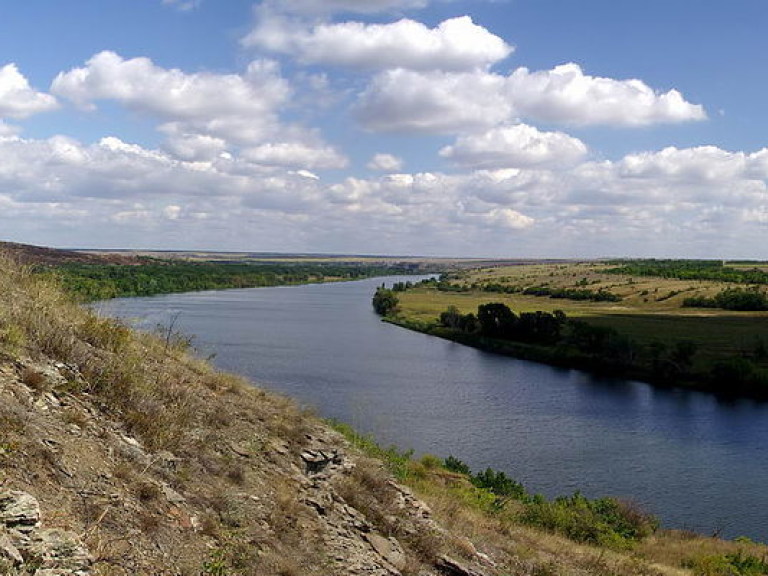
<box><xmin>477</xmin><ymin>303</ymin><xmax>517</xmax><ymax>339</ymax></box>
<box><xmin>372</xmin><ymin>288</ymin><xmax>399</xmax><ymax>316</ymax></box>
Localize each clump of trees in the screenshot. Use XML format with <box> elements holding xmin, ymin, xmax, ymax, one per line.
<box><xmin>372</xmin><ymin>287</ymin><xmax>399</xmax><ymax>316</ymax></box>
<box><xmin>683</xmin><ymin>288</ymin><xmax>768</xmax><ymax>311</ymax></box>
<box><xmin>434</xmin><ymin>302</ymin><xmax>715</xmax><ymax>387</ymax></box>
<box><xmin>438</xmin><ymin>302</ymin><xmax>567</xmax><ymax>345</ymax></box>
<box><xmin>522</xmin><ymin>285</ymin><xmax>622</xmax><ymax>302</ymax></box>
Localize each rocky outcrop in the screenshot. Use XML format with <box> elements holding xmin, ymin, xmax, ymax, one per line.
<box><xmin>0</xmin><ymin>491</ymin><xmax>91</xmax><ymax>575</ymax></box>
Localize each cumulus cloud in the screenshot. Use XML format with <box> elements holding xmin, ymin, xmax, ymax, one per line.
<box><xmin>0</xmin><ymin>121</ymin><xmax>20</xmax><ymax>136</ymax></box>
<box><xmin>4</xmin><ymin>127</ymin><xmax>768</xmax><ymax>257</ymax></box>
<box><xmin>244</xmin><ymin>16</ymin><xmax>512</xmax><ymax>71</ymax></box>
<box><xmin>52</xmin><ymin>52</ymin><xmax>291</xmax><ymax>144</ymax></box>
<box><xmin>0</xmin><ymin>64</ymin><xmax>58</xmax><ymax>119</ymax></box>
<box><xmin>508</xmin><ymin>63</ymin><xmax>706</xmax><ymax>127</ymax></box>
<box><xmin>242</xmin><ymin>142</ymin><xmax>348</xmax><ymax>170</ymax></box>
<box><xmin>50</xmin><ymin>52</ymin><xmax>349</xmax><ymax>172</ymax></box>
<box><xmin>162</xmin><ymin>133</ymin><xmax>228</xmax><ymax>162</ymax></box>
<box><xmin>357</xmin><ymin>68</ymin><xmax>511</xmax><ymax>133</ymax></box>
<box><xmin>618</xmin><ymin>146</ymin><xmax>749</xmax><ymax>182</ymax></box>
<box><xmin>355</xmin><ymin>63</ymin><xmax>705</xmax><ymax>134</ymax></box>
<box><xmin>483</xmin><ymin>207</ymin><xmax>535</xmax><ymax>229</ymax></box>
<box><xmin>440</xmin><ymin>124</ymin><xmax>588</xmax><ymax>169</ymax></box>
<box><xmin>367</xmin><ymin>153</ymin><xmax>404</xmax><ymax>172</ymax></box>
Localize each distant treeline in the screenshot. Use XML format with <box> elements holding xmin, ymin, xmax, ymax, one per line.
<box><xmin>49</xmin><ymin>261</ymin><xmax>422</xmax><ymax>301</ymax></box>
<box><xmin>607</xmin><ymin>259</ymin><xmax>768</xmax><ymax>284</ymax></box>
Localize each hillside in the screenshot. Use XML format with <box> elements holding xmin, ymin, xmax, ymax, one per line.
<box><xmin>0</xmin><ymin>242</ymin><xmax>141</xmax><ymax>266</ymax></box>
<box><xmin>1</xmin><ymin>253</ymin><xmax>766</xmax><ymax>575</ymax></box>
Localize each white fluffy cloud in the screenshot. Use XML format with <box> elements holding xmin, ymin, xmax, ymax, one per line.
<box><xmin>244</xmin><ymin>16</ymin><xmax>512</xmax><ymax>71</ymax></box>
<box><xmin>52</xmin><ymin>52</ymin><xmax>290</xmax><ymax>144</ymax></box>
<box><xmin>0</xmin><ymin>64</ymin><xmax>58</xmax><ymax>119</ymax></box>
<box><xmin>357</xmin><ymin>68</ymin><xmax>511</xmax><ymax>133</ymax></box>
<box><xmin>440</xmin><ymin>124</ymin><xmax>588</xmax><ymax>169</ymax></box>
<box><xmin>508</xmin><ymin>63</ymin><xmax>706</xmax><ymax>127</ymax></box>
<box><xmin>50</xmin><ymin>51</ymin><xmax>346</xmax><ymax>171</ymax></box>
<box><xmin>367</xmin><ymin>153</ymin><xmax>404</xmax><ymax>172</ymax></box>
<box><xmin>242</xmin><ymin>142</ymin><xmax>348</xmax><ymax>170</ymax></box>
<box><xmin>2</xmin><ymin>131</ymin><xmax>768</xmax><ymax>256</ymax></box>
<box><xmin>618</xmin><ymin>146</ymin><xmax>750</xmax><ymax>182</ymax></box>
<box><xmin>356</xmin><ymin>63</ymin><xmax>705</xmax><ymax>134</ymax></box>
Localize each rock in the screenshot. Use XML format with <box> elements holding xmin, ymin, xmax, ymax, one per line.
<box><xmin>436</xmin><ymin>555</ymin><xmax>487</xmax><ymax>576</ymax></box>
<box><xmin>161</xmin><ymin>484</ymin><xmax>185</xmax><ymax>505</ymax></box>
<box><xmin>26</xmin><ymin>528</ymin><xmax>92</xmax><ymax>574</ymax></box>
<box><xmin>0</xmin><ymin>491</ymin><xmax>41</xmax><ymax>533</ymax></box>
<box><xmin>301</xmin><ymin>449</ymin><xmax>341</xmax><ymax>474</ymax></box>
<box><xmin>0</xmin><ymin>531</ymin><xmax>23</xmax><ymax>565</ymax></box>
<box><xmin>365</xmin><ymin>533</ymin><xmax>407</xmax><ymax>571</ymax></box>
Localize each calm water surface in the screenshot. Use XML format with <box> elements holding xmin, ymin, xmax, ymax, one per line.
<box><xmin>97</xmin><ymin>276</ymin><xmax>768</xmax><ymax>541</ymax></box>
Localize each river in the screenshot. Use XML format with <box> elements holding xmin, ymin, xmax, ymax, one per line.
<box><xmin>95</xmin><ymin>275</ymin><xmax>768</xmax><ymax>541</ymax></box>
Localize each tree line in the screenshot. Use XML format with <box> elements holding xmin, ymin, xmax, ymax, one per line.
<box><xmin>607</xmin><ymin>259</ymin><xmax>768</xmax><ymax>285</ymax></box>
<box><xmin>427</xmin><ymin>301</ymin><xmax>768</xmax><ymax>398</ymax></box>
<box><xmin>50</xmin><ymin>261</ymin><xmax>421</xmax><ymax>301</ymax></box>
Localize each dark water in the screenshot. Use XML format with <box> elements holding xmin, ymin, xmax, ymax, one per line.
<box><xmin>96</xmin><ymin>276</ymin><xmax>768</xmax><ymax>541</ymax></box>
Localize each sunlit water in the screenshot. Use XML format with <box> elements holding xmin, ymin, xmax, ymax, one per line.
<box><xmin>96</xmin><ymin>276</ymin><xmax>768</xmax><ymax>541</ymax></box>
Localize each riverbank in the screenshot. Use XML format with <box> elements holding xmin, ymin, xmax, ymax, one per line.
<box><xmin>385</xmin><ymin>262</ymin><xmax>768</xmax><ymax>400</ymax></box>
<box><xmin>383</xmin><ymin>315</ymin><xmax>733</xmax><ymax>398</ymax></box>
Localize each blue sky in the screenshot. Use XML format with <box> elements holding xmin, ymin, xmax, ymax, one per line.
<box><xmin>1</xmin><ymin>0</ymin><xmax>767</xmax><ymax>257</ymax></box>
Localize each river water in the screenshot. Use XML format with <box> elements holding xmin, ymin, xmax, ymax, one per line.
<box><xmin>96</xmin><ymin>276</ymin><xmax>768</xmax><ymax>541</ymax></box>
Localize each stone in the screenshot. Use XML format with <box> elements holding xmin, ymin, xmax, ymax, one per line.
<box><xmin>26</xmin><ymin>528</ymin><xmax>92</xmax><ymax>573</ymax></box>
<box><xmin>365</xmin><ymin>533</ymin><xmax>407</xmax><ymax>571</ymax></box>
<box><xmin>161</xmin><ymin>484</ymin><xmax>186</xmax><ymax>505</ymax></box>
<box><xmin>0</xmin><ymin>491</ymin><xmax>41</xmax><ymax>533</ymax></box>
<box><xmin>0</xmin><ymin>531</ymin><xmax>23</xmax><ymax>565</ymax></box>
<box><xmin>436</xmin><ymin>555</ymin><xmax>487</xmax><ymax>576</ymax></box>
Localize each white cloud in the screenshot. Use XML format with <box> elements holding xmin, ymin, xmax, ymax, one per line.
<box><xmin>355</xmin><ymin>63</ymin><xmax>705</xmax><ymax>134</ymax></box>
<box><xmin>440</xmin><ymin>124</ymin><xmax>587</xmax><ymax>169</ymax></box>
<box><xmin>0</xmin><ymin>64</ymin><xmax>58</xmax><ymax>119</ymax></box>
<box><xmin>4</xmin><ymin>127</ymin><xmax>768</xmax><ymax>257</ymax></box>
<box><xmin>357</xmin><ymin>68</ymin><xmax>511</xmax><ymax>133</ymax></box>
<box><xmin>52</xmin><ymin>52</ymin><xmax>291</xmax><ymax>145</ymax></box>
<box><xmin>618</xmin><ymin>146</ymin><xmax>748</xmax><ymax>182</ymax></box>
<box><xmin>244</xmin><ymin>16</ymin><xmax>512</xmax><ymax>71</ymax></box>
<box><xmin>162</xmin><ymin>133</ymin><xmax>228</xmax><ymax>162</ymax></box>
<box><xmin>0</xmin><ymin>121</ymin><xmax>20</xmax><ymax>136</ymax></box>
<box><xmin>162</xmin><ymin>205</ymin><xmax>182</xmax><ymax>220</ymax></box>
<box><xmin>483</xmin><ymin>207</ymin><xmax>535</xmax><ymax>230</ymax></box>
<box><xmin>507</xmin><ymin>63</ymin><xmax>706</xmax><ymax>127</ymax></box>
<box><xmin>367</xmin><ymin>153</ymin><xmax>404</xmax><ymax>172</ymax></box>
<box><xmin>242</xmin><ymin>142</ymin><xmax>348</xmax><ymax>170</ymax></box>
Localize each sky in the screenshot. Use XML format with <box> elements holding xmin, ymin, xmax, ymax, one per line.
<box><xmin>1</xmin><ymin>0</ymin><xmax>767</xmax><ymax>258</ymax></box>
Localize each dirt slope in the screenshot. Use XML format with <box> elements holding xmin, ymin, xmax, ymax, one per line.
<box><xmin>0</xmin><ymin>242</ymin><xmax>141</xmax><ymax>266</ymax></box>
